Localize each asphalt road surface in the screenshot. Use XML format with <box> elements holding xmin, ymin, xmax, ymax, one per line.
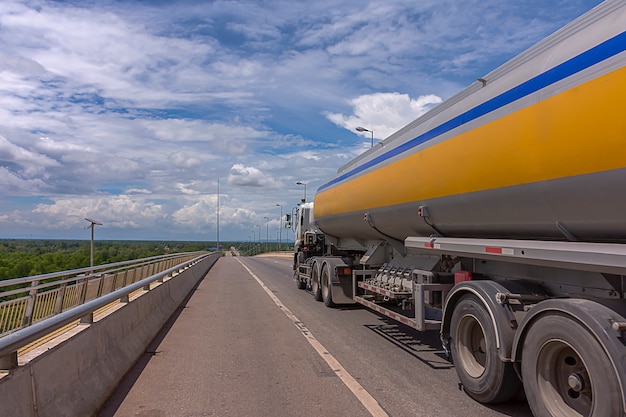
<box><xmin>99</xmin><ymin>255</ymin><xmax>534</xmax><ymax>417</ymax></box>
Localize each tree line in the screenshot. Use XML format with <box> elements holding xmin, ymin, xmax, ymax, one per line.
<box><xmin>0</xmin><ymin>239</ymin><xmax>216</xmax><ymax>280</ymax></box>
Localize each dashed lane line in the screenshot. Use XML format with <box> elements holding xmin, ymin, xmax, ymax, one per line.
<box><xmin>235</xmin><ymin>257</ymin><xmax>389</xmax><ymax>417</ymax></box>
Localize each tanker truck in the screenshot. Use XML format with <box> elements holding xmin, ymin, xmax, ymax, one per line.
<box><xmin>292</xmin><ymin>2</ymin><xmax>626</xmax><ymax>416</ymax></box>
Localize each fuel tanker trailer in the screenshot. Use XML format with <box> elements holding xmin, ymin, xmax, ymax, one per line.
<box><xmin>291</xmin><ymin>2</ymin><xmax>626</xmax><ymax>416</ymax></box>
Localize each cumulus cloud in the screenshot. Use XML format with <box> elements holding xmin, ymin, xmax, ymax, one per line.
<box><xmin>172</xmin><ymin>195</ymin><xmax>218</xmax><ymax>226</ymax></box>
<box><xmin>170</xmin><ymin>152</ymin><xmax>201</xmax><ymax>170</ymax></box>
<box><xmin>325</xmin><ymin>92</ymin><xmax>442</xmax><ymax>140</ymax></box>
<box><xmin>31</xmin><ymin>195</ymin><xmax>167</xmax><ymax>229</ymax></box>
<box><xmin>0</xmin><ymin>0</ymin><xmax>597</xmax><ymax>240</ymax></box>
<box><xmin>227</xmin><ymin>164</ymin><xmax>282</xmax><ymax>188</ymax></box>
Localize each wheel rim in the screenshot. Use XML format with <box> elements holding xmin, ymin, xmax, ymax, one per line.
<box><xmin>536</xmin><ymin>340</ymin><xmax>592</xmax><ymax>417</ymax></box>
<box><xmin>456</xmin><ymin>314</ymin><xmax>487</xmax><ymax>378</ymax></box>
<box><xmin>457</xmin><ymin>315</ymin><xmax>487</xmax><ymax>378</ymax></box>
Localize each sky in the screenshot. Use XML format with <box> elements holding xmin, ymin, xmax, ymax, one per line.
<box><xmin>0</xmin><ymin>0</ymin><xmax>604</xmax><ymax>242</ymax></box>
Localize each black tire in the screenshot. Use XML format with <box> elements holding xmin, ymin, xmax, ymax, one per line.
<box><xmin>311</xmin><ymin>263</ymin><xmax>322</xmax><ymax>301</ymax></box>
<box><xmin>450</xmin><ymin>294</ymin><xmax>520</xmax><ymax>403</ymax></box>
<box><xmin>521</xmin><ymin>313</ymin><xmax>624</xmax><ymax>417</ymax></box>
<box><xmin>321</xmin><ymin>265</ymin><xmax>335</xmax><ymax>307</ymax></box>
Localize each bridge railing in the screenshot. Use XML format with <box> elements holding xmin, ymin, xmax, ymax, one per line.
<box><xmin>0</xmin><ymin>252</ymin><xmax>205</xmax><ymax>338</ymax></box>
<box><xmin>0</xmin><ymin>251</ymin><xmax>221</xmax><ymax>415</ymax></box>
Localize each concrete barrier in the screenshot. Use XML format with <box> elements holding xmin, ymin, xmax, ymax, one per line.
<box><xmin>0</xmin><ymin>253</ymin><xmax>220</xmax><ymax>417</ymax></box>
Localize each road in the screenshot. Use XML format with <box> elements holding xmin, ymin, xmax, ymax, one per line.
<box><xmin>99</xmin><ymin>255</ymin><xmax>533</xmax><ymax>417</ymax></box>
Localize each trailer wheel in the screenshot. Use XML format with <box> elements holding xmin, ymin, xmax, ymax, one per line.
<box><xmin>321</xmin><ymin>265</ymin><xmax>335</xmax><ymax>308</ymax></box>
<box><xmin>521</xmin><ymin>313</ymin><xmax>623</xmax><ymax>417</ymax></box>
<box><xmin>450</xmin><ymin>294</ymin><xmax>520</xmax><ymax>403</ymax></box>
<box><xmin>311</xmin><ymin>263</ymin><xmax>322</xmax><ymax>301</ymax></box>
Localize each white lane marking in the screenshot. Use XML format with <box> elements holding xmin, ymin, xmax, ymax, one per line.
<box><xmin>235</xmin><ymin>257</ymin><xmax>389</xmax><ymax>417</ymax></box>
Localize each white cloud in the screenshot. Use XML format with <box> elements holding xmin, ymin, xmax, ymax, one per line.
<box><xmin>172</xmin><ymin>194</ymin><xmax>218</xmax><ymax>226</ymax></box>
<box><xmin>125</xmin><ymin>188</ymin><xmax>152</xmax><ymax>195</ymax></box>
<box><xmin>227</xmin><ymin>164</ymin><xmax>283</xmax><ymax>188</ymax></box>
<box><xmin>29</xmin><ymin>195</ymin><xmax>167</xmax><ymax>229</ymax></box>
<box><xmin>37</xmin><ymin>136</ymin><xmax>91</xmax><ymax>154</ymax></box>
<box><xmin>325</xmin><ymin>92</ymin><xmax>442</xmax><ymax>140</ymax></box>
<box><xmin>170</xmin><ymin>152</ymin><xmax>202</xmax><ymax>170</ymax></box>
<box><xmin>0</xmin><ymin>134</ymin><xmax>60</xmax><ymax>177</ymax></box>
<box><xmin>0</xmin><ymin>0</ymin><xmax>602</xmax><ymax>240</ymax></box>
<box><xmin>0</xmin><ymin>166</ymin><xmax>48</xmax><ymax>194</ymax></box>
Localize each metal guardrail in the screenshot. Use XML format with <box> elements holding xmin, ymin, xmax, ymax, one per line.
<box><xmin>0</xmin><ymin>252</ymin><xmax>206</xmax><ymax>338</ymax></box>
<box><xmin>0</xmin><ymin>251</ymin><xmax>217</xmax><ymax>367</ymax></box>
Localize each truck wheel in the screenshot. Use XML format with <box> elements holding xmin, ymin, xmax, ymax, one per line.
<box><xmin>321</xmin><ymin>265</ymin><xmax>335</xmax><ymax>307</ymax></box>
<box><xmin>311</xmin><ymin>263</ymin><xmax>322</xmax><ymax>301</ymax></box>
<box><xmin>450</xmin><ymin>294</ymin><xmax>520</xmax><ymax>403</ymax></box>
<box><xmin>521</xmin><ymin>313</ymin><xmax>623</xmax><ymax>417</ymax></box>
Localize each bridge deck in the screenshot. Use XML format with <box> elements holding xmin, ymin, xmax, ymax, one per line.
<box><xmin>98</xmin><ymin>255</ymin><xmax>368</xmax><ymax>417</ymax></box>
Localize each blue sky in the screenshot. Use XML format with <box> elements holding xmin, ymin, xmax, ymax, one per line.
<box><xmin>0</xmin><ymin>0</ymin><xmax>603</xmax><ymax>242</ymax></box>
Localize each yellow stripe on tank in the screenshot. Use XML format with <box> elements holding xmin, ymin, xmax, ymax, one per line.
<box><xmin>315</xmin><ymin>65</ymin><xmax>626</xmax><ymax>218</ymax></box>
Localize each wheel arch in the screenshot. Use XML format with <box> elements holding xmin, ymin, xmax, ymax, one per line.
<box><xmin>442</xmin><ymin>280</ymin><xmax>541</xmax><ymax>362</ymax></box>
<box><xmin>511</xmin><ymin>298</ymin><xmax>626</xmax><ymax>411</ymax></box>
<box><xmin>320</xmin><ymin>257</ymin><xmax>353</xmax><ymax>304</ymax></box>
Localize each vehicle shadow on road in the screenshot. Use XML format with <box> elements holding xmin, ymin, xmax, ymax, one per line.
<box><xmin>365</xmin><ymin>313</ymin><xmax>452</xmax><ymax>370</ymax></box>
<box><xmin>366</xmin><ymin>313</ymin><xmax>533</xmax><ymax>417</ymax></box>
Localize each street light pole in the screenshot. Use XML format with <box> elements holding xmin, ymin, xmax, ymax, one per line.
<box><xmin>84</xmin><ymin>218</ymin><xmax>102</xmax><ymax>270</ymax></box>
<box><xmin>296</xmin><ymin>181</ymin><xmax>307</xmax><ymax>202</ymax></box>
<box><xmin>356</xmin><ymin>126</ymin><xmax>374</xmax><ymax>147</ymax></box>
<box><xmin>276</xmin><ymin>203</ymin><xmax>283</xmax><ymax>251</ymax></box>
<box><xmin>264</xmin><ymin>216</ymin><xmax>269</xmax><ymax>253</ymax></box>
<box><xmin>216</xmin><ymin>177</ymin><xmax>220</xmax><ymax>251</ymax></box>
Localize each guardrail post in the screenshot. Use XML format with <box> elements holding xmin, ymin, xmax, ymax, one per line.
<box><xmin>21</xmin><ymin>280</ymin><xmax>39</xmax><ymax>327</ymax></box>
<box><xmin>78</xmin><ymin>274</ymin><xmax>91</xmax><ymax>305</ymax></box>
<box><xmin>122</xmin><ymin>269</ymin><xmax>129</xmax><ymax>287</ymax></box>
<box><xmin>54</xmin><ymin>283</ymin><xmax>67</xmax><ymax>314</ymax></box>
<box><xmin>0</xmin><ymin>351</ymin><xmax>17</xmax><ymax>370</ymax></box>
<box><xmin>96</xmin><ymin>273</ymin><xmax>104</xmax><ymax>298</ymax></box>
<box><xmin>157</xmin><ymin>262</ymin><xmax>164</xmax><ymax>283</ymax></box>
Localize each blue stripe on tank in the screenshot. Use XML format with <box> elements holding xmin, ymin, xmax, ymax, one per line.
<box><xmin>318</xmin><ymin>31</ymin><xmax>626</xmax><ymax>193</ymax></box>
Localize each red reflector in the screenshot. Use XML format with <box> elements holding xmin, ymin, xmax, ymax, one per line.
<box><xmin>424</xmin><ymin>243</ymin><xmax>434</xmax><ymax>249</ymax></box>
<box><xmin>485</xmin><ymin>247</ymin><xmax>503</xmax><ymax>254</ymax></box>
<box><xmin>454</xmin><ymin>271</ymin><xmax>472</xmax><ymax>285</ymax></box>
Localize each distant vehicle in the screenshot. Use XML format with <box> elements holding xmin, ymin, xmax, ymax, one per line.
<box><xmin>292</xmin><ymin>2</ymin><xmax>626</xmax><ymax>416</ymax></box>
